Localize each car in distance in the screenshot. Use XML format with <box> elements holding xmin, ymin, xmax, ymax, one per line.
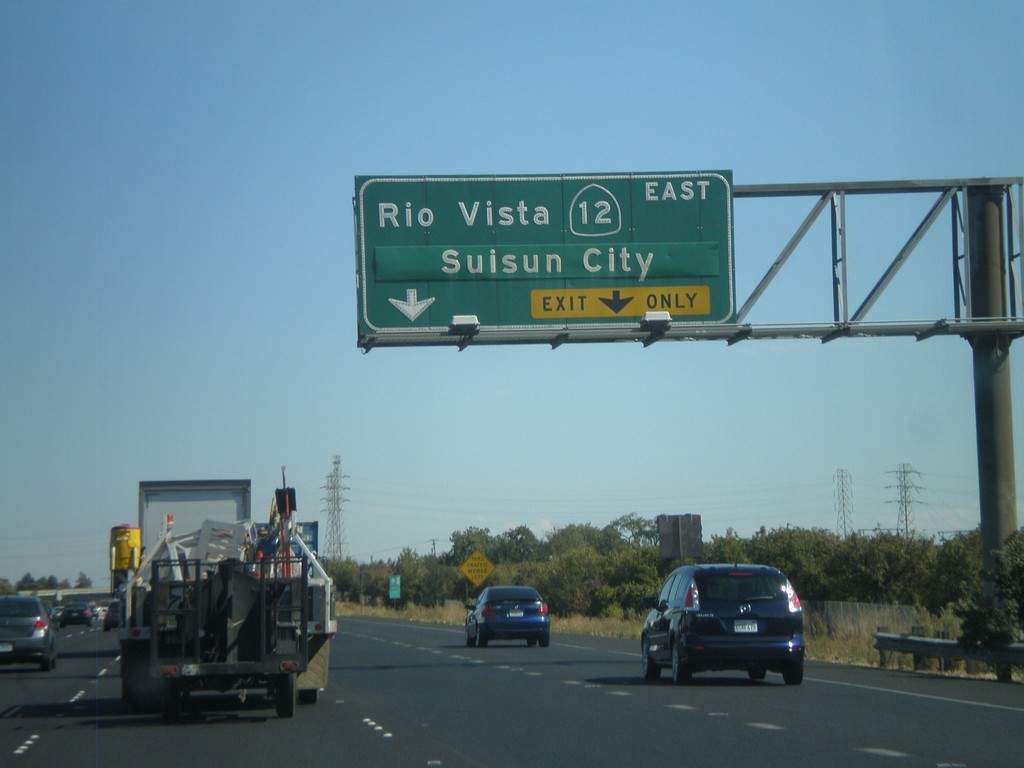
<box><xmin>640</xmin><ymin>564</ymin><xmax>805</xmax><ymax>685</ymax></box>
<box><xmin>59</xmin><ymin>602</ymin><xmax>95</xmax><ymax>628</ymax></box>
<box><xmin>0</xmin><ymin>595</ymin><xmax>58</xmax><ymax>671</ymax></box>
<box><xmin>466</xmin><ymin>586</ymin><xmax>550</xmax><ymax>647</ymax></box>
<box><xmin>102</xmin><ymin>600</ymin><xmax>120</xmax><ymax>631</ymax></box>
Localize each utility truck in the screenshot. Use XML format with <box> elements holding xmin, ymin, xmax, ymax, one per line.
<box><xmin>118</xmin><ymin>477</ymin><xmax>336</xmax><ymax>721</ymax></box>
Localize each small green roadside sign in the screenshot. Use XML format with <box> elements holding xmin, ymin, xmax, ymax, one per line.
<box><xmin>354</xmin><ymin>171</ymin><xmax>734</xmax><ymax>348</ymax></box>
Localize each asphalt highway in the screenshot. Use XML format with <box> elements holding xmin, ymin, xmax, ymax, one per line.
<box><xmin>2</xmin><ymin>616</ymin><xmax>1022</xmax><ymax>766</ymax></box>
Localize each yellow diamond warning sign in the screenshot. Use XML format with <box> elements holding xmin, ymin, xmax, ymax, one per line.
<box><xmin>459</xmin><ymin>550</ymin><xmax>495</xmax><ymax>587</ymax></box>
<box><xmin>530</xmin><ymin>285</ymin><xmax>710</xmax><ymax>319</ymax></box>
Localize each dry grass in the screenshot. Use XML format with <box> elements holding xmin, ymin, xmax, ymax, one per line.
<box><xmin>339</xmin><ymin>602</ymin><xmax>466</xmax><ymax>626</ymax></box>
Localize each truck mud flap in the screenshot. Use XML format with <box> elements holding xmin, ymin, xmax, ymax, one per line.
<box><xmin>297</xmin><ymin>636</ymin><xmax>330</xmax><ymax>703</ymax></box>
<box><xmin>120</xmin><ymin>640</ymin><xmax>162</xmax><ymax>713</ymax></box>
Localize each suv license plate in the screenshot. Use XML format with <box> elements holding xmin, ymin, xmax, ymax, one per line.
<box><xmin>734</xmin><ymin>620</ymin><xmax>758</xmax><ymax>633</ymax></box>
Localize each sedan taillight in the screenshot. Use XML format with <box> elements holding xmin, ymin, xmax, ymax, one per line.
<box><xmin>537</xmin><ymin>602</ymin><xmax>549</xmax><ymax>616</ymax></box>
<box><xmin>481</xmin><ymin>603</ymin><xmax>497</xmax><ymax>617</ymax></box>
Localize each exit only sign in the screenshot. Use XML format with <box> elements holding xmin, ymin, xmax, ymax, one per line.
<box><xmin>354</xmin><ymin>172</ymin><xmax>735</xmax><ymax>348</ymax></box>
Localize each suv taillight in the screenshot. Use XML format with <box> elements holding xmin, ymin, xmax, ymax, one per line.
<box><xmin>684</xmin><ymin>583</ymin><xmax>699</xmax><ymax>611</ymax></box>
<box><xmin>786</xmin><ymin>581</ymin><xmax>801</xmax><ymax>612</ymax></box>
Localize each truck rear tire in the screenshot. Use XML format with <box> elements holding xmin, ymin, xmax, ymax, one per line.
<box><xmin>275</xmin><ymin>673</ymin><xmax>296</xmax><ymax>718</ymax></box>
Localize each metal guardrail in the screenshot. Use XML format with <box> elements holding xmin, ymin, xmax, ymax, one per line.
<box><xmin>873</xmin><ymin>632</ymin><xmax>1024</xmax><ymax>667</ymax></box>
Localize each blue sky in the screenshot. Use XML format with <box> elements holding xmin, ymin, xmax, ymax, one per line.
<box><xmin>2</xmin><ymin>1</ymin><xmax>1021</xmax><ymax>585</ymax></box>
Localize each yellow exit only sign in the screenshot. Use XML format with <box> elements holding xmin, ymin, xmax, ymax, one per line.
<box><xmin>531</xmin><ymin>285</ymin><xmax>710</xmax><ymax>318</ymax></box>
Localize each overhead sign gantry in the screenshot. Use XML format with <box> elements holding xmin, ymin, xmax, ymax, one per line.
<box><xmin>352</xmin><ymin>173</ymin><xmax>1023</xmax><ymax>629</ymax></box>
<box><xmin>354</xmin><ymin>172</ymin><xmax>735</xmax><ymax>349</ymax></box>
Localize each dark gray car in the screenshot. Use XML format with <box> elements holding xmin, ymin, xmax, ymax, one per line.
<box><xmin>0</xmin><ymin>595</ymin><xmax>58</xmax><ymax>671</ymax></box>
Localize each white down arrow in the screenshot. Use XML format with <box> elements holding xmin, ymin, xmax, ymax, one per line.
<box><xmin>389</xmin><ymin>289</ymin><xmax>435</xmax><ymax>321</ymax></box>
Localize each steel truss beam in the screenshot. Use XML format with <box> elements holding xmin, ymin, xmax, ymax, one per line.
<box><xmin>732</xmin><ymin>177</ymin><xmax>1023</xmax><ymax>345</ymax></box>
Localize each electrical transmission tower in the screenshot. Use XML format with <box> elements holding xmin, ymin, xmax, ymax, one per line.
<box><xmin>887</xmin><ymin>463</ymin><xmax>922</xmax><ymax>537</ymax></box>
<box><xmin>834</xmin><ymin>468</ymin><xmax>853</xmax><ymax>537</ymax></box>
<box><xmin>321</xmin><ymin>455</ymin><xmax>349</xmax><ymax>561</ymax></box>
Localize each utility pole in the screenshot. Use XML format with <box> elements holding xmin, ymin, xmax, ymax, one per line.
<box><xmin>834</xmin><ymin>468</ymin><xmax>853</xmax><ymax>538</ymax></box>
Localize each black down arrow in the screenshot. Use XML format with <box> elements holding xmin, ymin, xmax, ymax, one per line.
<box><xmin>599</xmin><ymin>290</ymin><xmax>634</xmax><ymax>314</ymax></box>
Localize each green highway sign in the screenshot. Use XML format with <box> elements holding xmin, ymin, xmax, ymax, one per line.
<box><xmin>354</xmin><ymin>172</ymin><xmax>734</xmax><ymax>348</ymax></box>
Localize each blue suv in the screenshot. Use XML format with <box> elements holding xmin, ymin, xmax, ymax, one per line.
<box><xmin>641</xmin><ymin>564</ymin><xmax>805</xmax><ymax>685</ymax></box>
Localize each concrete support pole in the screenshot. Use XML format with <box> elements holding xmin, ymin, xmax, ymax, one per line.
<box><xmin>967</xmin><ymin>186</ymin><xmax>1018</xmax><ymax>584</ymax></box>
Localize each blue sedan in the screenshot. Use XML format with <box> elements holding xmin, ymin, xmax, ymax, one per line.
<box><xmin>466</xmin><ymin>586</ymin><xmax>550</xmax><ymax>647</ymax></box>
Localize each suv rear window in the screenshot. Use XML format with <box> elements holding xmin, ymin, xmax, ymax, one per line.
<box><xmin>694</xmin><ymin>572</ymin><xmax>786</xmax><ymax>602</ymax></box>
<box><xmin>0</xmin><ymin>598</ymin><xmax>42</xmax><ymax>618</ymax></box>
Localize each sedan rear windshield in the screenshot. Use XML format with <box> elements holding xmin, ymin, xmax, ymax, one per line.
<box><xmin>694</xmin><ymin>572</ymin><xmax>786</xmax><ymax>602</ymax></box>
<box><xmin>488</xmin><ymin>588</ymin><xmax>540</xmax><ymax>602</ymax></box>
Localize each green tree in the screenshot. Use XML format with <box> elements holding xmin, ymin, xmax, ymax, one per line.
<box><xmin>990</xmin><ymin>529</ymin><xmax>1024</xmax><ymax>632</ymax></box>
<box><xmin>443</xmin><ymin>527</ymin><xmax>496</xmax><ymax>566</ymax></box>
<box><xmin>391</xmin><ymin>548</ymin><xmax>422</xmax><ymax>607</ymax></box>
<box><xmin>494</xmin><ymin>526</ymin><xmax>542</xmax><ymax>563</ymax></box>
<box><xmin>546</xmin><ymin>523</ymin><xmax>619</xmax><ymax>557</ymax></box>
<box><xmin>326</xmin><ymin>558</ymin><xmax>361</xmax><ymax>602</ymax></box>
<box><xmin>16</xmin><ymin>573</ymin><xmax>35</xmax><ymax>591</ymax></box>
<box><xmin>358</xmin><ymin>561</ymin><xmax>392</xmax><ymax>605</ymax></box>
<box><xmin>608</xmin><ymin>513</ymin><xmax>659</xmax><ymax>548</ymax></box>
<box><xmin>704</xmin><ymin>528</ymin><xmax>750</xmax><ymax>566</ymax></box>
<box><xmin>743</xmin><ymin>526</ymin><xmax>842</xmax><ymax>600</ymax></box>
<box><xmin>834</xmin><ymin>530</ymin><xmax>936</xmax><ymax>604</ymax></box>
<box><xmin>389</xmin><ymin>549</ymin><xmax>462</xmax><ymax>607</ymax></box>
<box><xmin>534</xmin><ymin>546</ymin><xmax>604</xmax><ymax>615</ymax></box>
<box><xmin>925</xmin><ymin>529</ymin><xmax>981</xmax><ymax>613</ymax></box>
<box><xmin>957</xmin><ymin>528</ymin><xmax>1024</xmax><ymax>666</ymax></box>
<box><xmin>75</xmin><ymin>572</ymin><xmax>92</xmax><ymax>588</ymax></box>
<box><xmin>592</xmin><ymin>545</ymin><xmax>662</xmax><ymax>617</ymax></box>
